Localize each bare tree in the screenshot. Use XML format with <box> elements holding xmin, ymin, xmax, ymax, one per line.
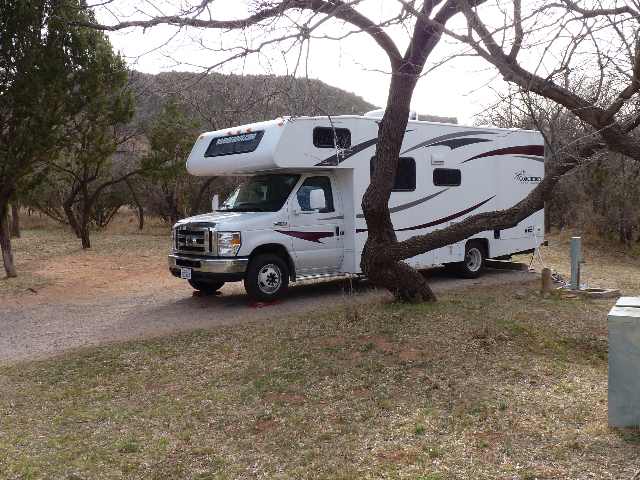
<box><xmin>447</xmin><ymin>1</ymin><xmax>640</xmax><ymax>163</ymax></box>
<box><xmin>479</xmin><ymin>81</ymin><xmax>640</xmax><ymax>244</ymax></box>
<box><xmin>87</xmin><ymin>0</ymin><xmax>618</xmax><ymax>301</ymax></box>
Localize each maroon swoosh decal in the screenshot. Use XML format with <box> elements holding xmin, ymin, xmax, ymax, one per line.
<box><xmin>276</xmin><ymin>230</ymin><xmax>334</xmax><ymax>243</ymax></box>
<box><xmin>356</xmin><ymin>196</ymin><xmax>495</xmax><ymax>234</ymax></box>
<box><xmin>462</xmin><ymin>145</ymin><xmax>544</xmax><ymax>163</ymax></box>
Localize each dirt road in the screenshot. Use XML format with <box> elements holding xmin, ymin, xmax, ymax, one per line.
<box><xmin>0</xmin><ymin>264</ymin><xmax>536</xmax><ymax>364</ymax></box>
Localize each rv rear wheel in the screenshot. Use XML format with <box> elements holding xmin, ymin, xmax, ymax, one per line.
<box><xmin>454</xmin><ymin>241</ymin><xmax>486</xmax><ymax>279</ymax></box>
<box><xmin>244</xmin><ymin>253</ymin><xmax>289</xmax><ymax>302</ymax></box>
<box><xmin>188</xmin><ymin>279</ymin><xmax>225</xmax><ymax>294</ymax></box>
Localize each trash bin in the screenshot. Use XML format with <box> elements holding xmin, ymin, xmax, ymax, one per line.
<box><xmin>609</xmin><ymin>297</ymin><xmax>640</xmax><ymax>427</ymax></box>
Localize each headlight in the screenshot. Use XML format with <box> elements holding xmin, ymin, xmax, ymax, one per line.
<box><xmin>217</xmin><ymin>232</ymin><xmax>241</xmax><ymax>256</ymax></box>
<box><xmin>171</xmin><ymin>227</ymin><xmax>176</xmax><ymax>251</ymax></box>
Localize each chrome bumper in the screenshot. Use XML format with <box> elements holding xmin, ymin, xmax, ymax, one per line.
<box><xmin>168</xmin><ymin>254</ymin><xmax>248</xmax><ymax>274</ymax></box>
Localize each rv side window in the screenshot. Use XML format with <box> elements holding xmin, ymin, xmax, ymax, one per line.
<box><xmin>205</xmin><ymin>131</ymin><xmax>265</xmax><ymax>157</ymax></box>
<box><xmin>296</xmin><ymin>176</ymin><xmax>335</xmax><ymax>213</ymax></box>
<box><xmin>433</xmin><ymin>168</ymin><xmax>462</xmax><ymax>187</ymax></box>
<box><xmin>370</xmin><ymin>157</ymin><xmax>416</xmax><ymax>192</ymax></box>
<box><xmin>313</xmin><ymin>127</ymin><xmax>351</xmax><ymax>149</ymax></box>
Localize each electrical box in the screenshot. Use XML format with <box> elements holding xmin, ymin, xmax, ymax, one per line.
<box><xmin>609</xmin><ymin>297</ymin><xmax>640</xmax><ymax>427</ymax></box>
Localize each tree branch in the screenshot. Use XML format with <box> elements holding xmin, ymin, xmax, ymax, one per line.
<box><xmin>559</xmin><ymin>0</ymin><xmax>639</xmax><ymax>19</ymax></box>
<box><xmin>386</xmin><ymin>140</ymin><xmax>602</xmax><ymax>262</ymax></box>
<box><xmin>85</xmin><ymin>0</ymin><xmax>403</xmax><ymax>68</ymax></box>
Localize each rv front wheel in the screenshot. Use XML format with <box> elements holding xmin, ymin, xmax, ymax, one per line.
<box><xmin>454</xmin><ymin>242</ymin><xmax>486</xmax><ymax>279</ymax></box>
<box><xmin>244</xmin><ymin>254</ymin><xmax>289</xmax><ymax>302</ymax></box>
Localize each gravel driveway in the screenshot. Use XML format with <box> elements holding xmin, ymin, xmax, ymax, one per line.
<box><xmin>0</xmin><ymin>268</ymin><xmax>536</xmax><ymax>364</ymax></box>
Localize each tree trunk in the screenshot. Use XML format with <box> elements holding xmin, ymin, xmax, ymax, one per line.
<box><xmin>125</xmin><ymin>179</ymin><xmax>144</xmax><ymax>230</ymax></box>
<box><xmin>357</xmin><ymin>6</ymin><xmax>457</xmax><ymax>303</ymax></box>
<box><xmin>168</xmin><ymin>193</ymin><xmax>180</xmax><ymax>226</ymax></box>
<box><xmin>79</xmin><ymin>191</ymin><xmax>92</xmax><ymax>249</ymax></box>
<box><xmin>360</xmin><ymin>58</ymin><xmax>437</xmax><ymax>302</ymax></box>
<box><xmin>10</xmin><ymin>203</ymin><xmax>20</xmax><ymax>238</ymax></box>
<box><xmin>0</xmin><ymin>201</ymin><xmax>17</xmax><ymax>278</ymax></box>
<box><xmin>79</xmin><ymin>225</ymin><xmax>91</xmax><ymax>249</ymax></box>
<box><xmin>137</xmin><ymin>205</ymin><xmax>144</xmax><ymax>231</ymax></box>
<box><xmin>544</xmin><ymin>202</ymin><xmax>551</xmax><ymax>234</ymax></box>
<box><xmin>191</xmin><ymin>177</ymin><xmax>215</xmax><ymax>215</ymax></box>
<box><xmin>63</xmin><ymin>200</ymin><xmax>82</xmax><ymax>239</ymax></box>
<box><xmin>363</xmin><ymin>251</ymin><xmax>437</xmax><ymax>302</ymax></box>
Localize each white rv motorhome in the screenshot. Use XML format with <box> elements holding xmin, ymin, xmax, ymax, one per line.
<box><xmin>169</xmin><ymin>114</ymin><xmax>545</xmax><ymax>301</ymax></box>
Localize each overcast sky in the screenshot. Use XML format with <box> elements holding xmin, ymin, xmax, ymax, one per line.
<box><xmin>96</xmin><ymin>1</ymin><xmax>510</xmax><ymax>124</ymax></box>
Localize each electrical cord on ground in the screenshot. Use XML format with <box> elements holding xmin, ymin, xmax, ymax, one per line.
<box><xmin>529</xmin><ymin>232</ymin><xmax>570</xmax><ymax>288</ymax></box>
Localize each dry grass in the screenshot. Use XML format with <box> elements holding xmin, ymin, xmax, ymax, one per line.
<box><xmin>0</xmin><ymin>210</ymin><xmax>170</xmax><ymax>297</ymax></box>
<box><xmin>1</xmin><ymin>272</ymin><xmax>639</xmax><ymax>477</ymax></box>
<box><xmin>536</xmin><ymin>230</ymin><xmax>640</xmax><ymax>293</ymax></box>
<box><xmin>0</xmin><ymin>221</ymin><xmax>639</xmax><ymax>478</ymax></box>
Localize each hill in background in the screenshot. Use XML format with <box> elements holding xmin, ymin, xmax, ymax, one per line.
<box><xmin>128</xmin><ymin>71</ymin><xmax>457</xmax><ymax>131</ymax></box>
<box><xmin>128</xmin><ymin>71</ymin><xmax>377</xmax><ymax>131</ymax></box>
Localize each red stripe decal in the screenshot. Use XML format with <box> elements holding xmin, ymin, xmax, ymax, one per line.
<box><xmin>276</xmin><ymin>230</ymin><xmax>335</xmax><ymax>243</ymax></box>
<box><xmin>356</xmin><ymin>196</ymin><xmax>495</xmax><ymax>234</ymax></box>
<box><xmin>463</xmin><ymin>145</ymin><xmax>544</xmax><ymax>163</ymax></box>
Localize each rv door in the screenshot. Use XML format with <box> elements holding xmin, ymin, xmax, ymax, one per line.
<box><xmin>288</xmin><ymin>175</ymin><xmax>344</xmax><ymax>275</ymax></box>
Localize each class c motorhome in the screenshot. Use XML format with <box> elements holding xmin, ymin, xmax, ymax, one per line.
<box><xmin>168</xmin><ymin>113</ymin><xmax>545</xmax><ymax>301</ymax></box>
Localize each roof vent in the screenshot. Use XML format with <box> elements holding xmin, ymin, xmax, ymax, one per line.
<box><xmin>364</xmin><ymin>109</ymin><xmax>418</xmax><ymax>120</ymax></box>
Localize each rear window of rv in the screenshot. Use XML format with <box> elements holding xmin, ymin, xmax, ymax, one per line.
<box><xmin>370</xmin><ymin>157</ymin><xmax>416</xmax><ymax>192</ymax></box>
<box><xmin>433</xmin><ymin>168</ymin><xmax>462</xmax><ymax>186</ymax></box>
<box><xmin>313</xmin><ymin>127</ymin><xmax>351</xmax><ymax>149</ymax></box>
<box><xmin>205</xmin><ymin>131</ymin><xmax>265</xmax><ymax>157</ymax></box>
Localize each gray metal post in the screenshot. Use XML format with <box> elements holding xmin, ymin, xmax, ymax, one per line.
<box><xmin>570</xmin><ymin>236</ymin><xmax>581</xmax><ymax>290</ymax></box>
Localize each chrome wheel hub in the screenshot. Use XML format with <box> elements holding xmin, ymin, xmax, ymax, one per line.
<box><xmin>257</xmin><ymin>263</ymin><xmax>282</xmax><ymax>294</ymax></box>
<box><xmin>465</xmin><ymin>248</ymin><xmax>482</xmax><ymax>272</ymax></box>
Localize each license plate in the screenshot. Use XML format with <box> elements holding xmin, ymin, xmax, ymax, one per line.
<box><xmin>180</xmin><ymin>268</ymin><xmax>192</xmax><ymax>280</ymax></box>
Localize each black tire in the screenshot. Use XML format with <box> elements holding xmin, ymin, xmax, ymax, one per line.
<box><xmin>188</xmin><ymin>279</ymin><xmax>225</xmax><ymax>294</ymax></box>
<box><xmin>453</xmin><ymin>241</ymin><xmax>486</xmax><ymax>279</ymax></box>
<box><xmin>244</xmin><ymin>254</ymin><xmax>289</xmax><ymax>302</ymax></box>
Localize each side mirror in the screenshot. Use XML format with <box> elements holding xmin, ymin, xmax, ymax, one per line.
<box><xmin>211</xmin><ymin>194</ymin><xmax>219</xmax><ymax>212</ymax></box>
<box><xmin>309</xmin><ymin>189</ymin><xmax>326</xmax><ymax>211</ymax></box>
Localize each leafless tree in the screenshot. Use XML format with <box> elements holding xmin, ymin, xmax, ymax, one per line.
<box><xmin>445</xmin><ymin>1</ymin><xmax>640</xmax><ymax>164</ymax></box>
<box><xmin>479</xmin><ymin>78</ymin><xmax>640</xmax><ymax>244</ymax></box>
<box><xmin>87</xmin><ymin>0</ymin><xmax>630</xmax><ymax>302</ymax></box>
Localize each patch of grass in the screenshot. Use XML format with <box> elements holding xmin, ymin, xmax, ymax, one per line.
<box><xmin>617</xmin><ymin>428</ymin><xmax>640</xmax><ymax>444</ymax></box>
<box><xmin>416</xmin><ymin>474</ymin><xmax>444</xmax><ymax>480</ymax></box>
<box><xmin>117</xmin><ymin>437</ymin><xmax>141</xmax><ymax>454</ymax></box>
<box><xmin>1</xmin><ymin>211</ymin><xmax>170</xmax><ymax>297</ymax></box>
<box><xmin>423</xmin><ymin>445</ymin><xmax>443</xmax><ymax>459</ymax></box>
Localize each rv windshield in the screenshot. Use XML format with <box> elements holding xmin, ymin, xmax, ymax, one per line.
<box><xmin>218</xmin><ymin>174</ymin><xmax>300</xmax><ymax>212</ymax></box>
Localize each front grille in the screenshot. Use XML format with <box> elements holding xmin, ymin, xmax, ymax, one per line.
<box><xmin>175</xmin><ymin>223</ymin><xmax>215</xmax><ymax>256</ymax></box>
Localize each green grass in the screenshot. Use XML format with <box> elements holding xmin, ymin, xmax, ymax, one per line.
<box><xmin>0</xmin><ymin>282</ymin><xmax>636</xmax><ymax>479</ymax></box>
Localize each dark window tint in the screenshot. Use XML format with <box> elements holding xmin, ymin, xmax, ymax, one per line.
<box><xmin>296</xmin><ymin>176</ymin><xmax>335</xmax><ymax>213</ymax></box>
<box><xmin>433</xmin><ymin>168</ymin><xmax>461</xmax><ymax>187</ymax></box>
<box><xmin>205</xmin><ymin>131</ymin><xmax>265</xmax><ymax>157</ymax></box>
<box><xmin>313</xmin><ymin>127</ymin><xmax>351</xmax><ymax>149</ymax></box>
<box><xmin>219</xmin><ymin>174</ymin><xmax>300</xmax><ymax>212</ymax></box>
<box><xmin>370</xmin><ymin>157</ymin><xmax>416</xmax><ymax>192</ymax></box>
